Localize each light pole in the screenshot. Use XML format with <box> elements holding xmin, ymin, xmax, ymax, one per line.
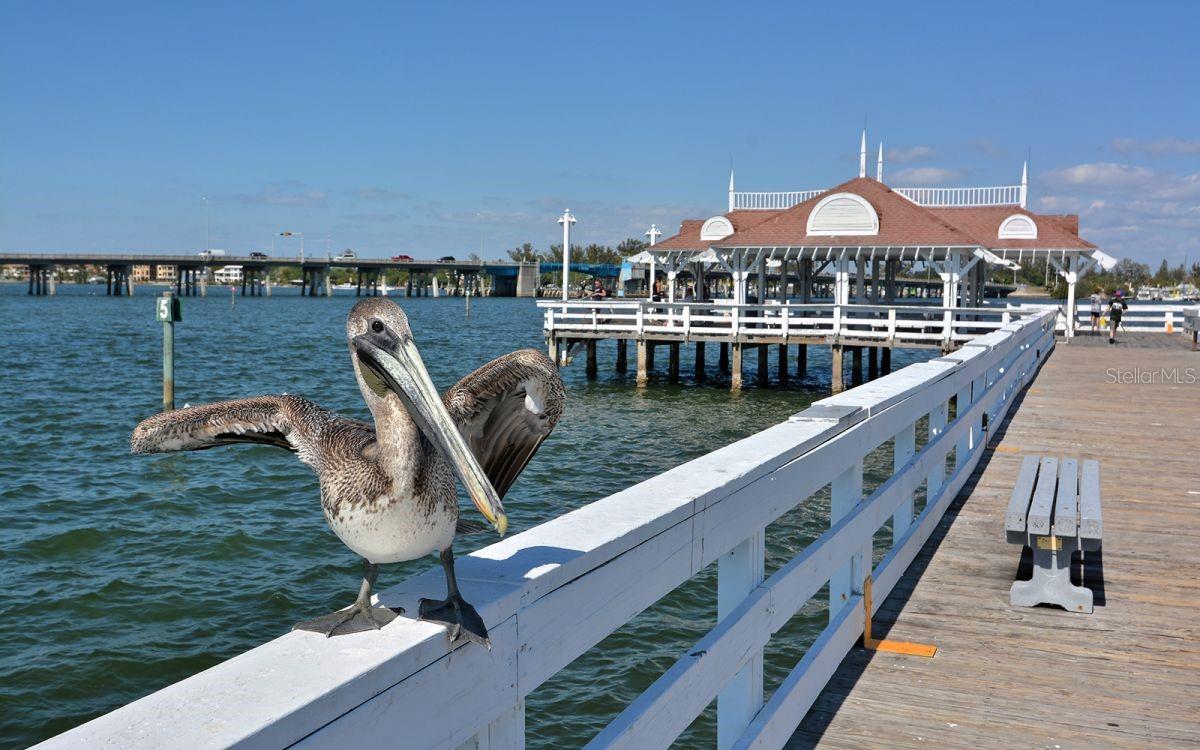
<box><xmin>646</xmin><ymin>224</ymin><xmax>661</xmax><ymax>295</ymax></box>
<box><xmin>558</xmin><ymin>209</ymin><xmax>576</xmax><ymax>302</ymax></box>
<box><xmin>203</xmin><ymin>196</ymin><xmax>210</xmax><ymax>251</ymax></box>
<box><xmin>280</xmin><ymin>231</ymin><xmax>304</xmax><ymax>263</ymax></box>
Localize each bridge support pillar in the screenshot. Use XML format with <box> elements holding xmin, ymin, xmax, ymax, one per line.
<box><xmin>615</xmin><ymin>339</ymin><xmax>627</xmax><ymax>373</ymax></box>
<box><xmin>797</xmin><ymin>344</ymin><xmax>807</xmax><ymax>379</ymax></box>
<box><xmin>636</xmin><ymin>340</ymin><xmax>649</xmax><ymax>387</ymax></box>
<box><xmin>778</xmin><ymin>345</ymin><xmax>789</xmax><ymax>384</ymax></box>
<box><xmin>694</xmin><ymin>341</ymin><xmax>706</xmax><ymax>382</ymax></box>
<box><xmin>731</xmin><ymin>343</ymin><xmax>743</xmax><ymax>391</ymax></box>
<box><xmin>668</xmin><ymin>342</ymin><xmax>680</xmax><ymax>383</ymax></box>
<box><xmin>831</xmin><ymin>344</ymin><xmax>845</xmax><ymax>394</ymax></box>
<box><xmin>585</xmin><ymin>340</ymin><xmax>597</xmax><ymax>379</ymax></box>
<box><xmin>719</xmin><ymin>342</ymin><xmax>729</xmax><ymax>374</ymax></box>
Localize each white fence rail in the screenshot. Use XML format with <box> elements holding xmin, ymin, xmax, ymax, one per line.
<box><xmin>540</xmin><ymin>300</ymin><xmax>1035</xmax><ymax>348</ymax></box>
<box><xmin>893</xmin><ymin>185</ymin><xmax>1022</xmax><ymax>207</ymax></box>
<box><xmin>1009</xmin><ymin>302</ymin><xmax>1199</xmax><ymax>334</ymax></box>
<box><xmin>39</xmin><ymin>312</ymin><xmax>1057</xmax><ymax>750</ymax></box>
<box><xmin>730</xmin><ymin>186</ymin><xmax>1022</xmax><ymax>211</ymax></box>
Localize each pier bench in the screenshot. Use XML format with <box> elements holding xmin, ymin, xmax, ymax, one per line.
<box><xmin>1005</xmin><ymin>456</ymin><xmax>1102</xmax><ymax>613</ymax></box>
<box><xmin>1185</xmin><ymin>310</ymin><xmax>1199</xmax><ymax>351</ymax></box>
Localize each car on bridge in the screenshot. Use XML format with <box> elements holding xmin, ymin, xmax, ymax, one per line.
<box><xmin>198</xmin><ymin>249</ymin><xmax>226</xmax><ymax>260</ymax></box>
<box><xmin>335</xmin><ymin>250</ymin><xmax>357</xmax><ymax>261</ymax></box>
<box><xmin>391</xmin><ymin>254</ymin><xmax>413</xmax><ymax>262</ymax></box>
<box><xmin>438</xmin><ymin>255</ymin><xmax>455</xmax><ymax>262</ymax></box>
<box><xmin>249</xmin><ymin>251</ymin><xmax>269</xmax><ymax>259</ymax></box>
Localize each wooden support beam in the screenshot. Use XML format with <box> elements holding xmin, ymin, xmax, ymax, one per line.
<box><xmin>547</xmin><ymin>336</ymin><xmax>559</xmax><ymax>369</ymax></box>
<box><xmin>694</xmin><ymin>341</ymin><xmax>706</xmax><ymax>382</ymax></box>
<box><xmin>868</xmin><ymin>347</ymin><xmax>878</xmax><ymax>380</ymax></box>
<box><xmin>778</xmin><ymin>345</ymin><xmax>789</xmax><ymax>384</ymax></box>
<box><xmin>646</xmin><ymin>341</ymin><xmax>656</xmax><ymax>371</ymax></box>
<box><xmin>796</xmin><ymin>344</ymin><xmax>808</xmax><ymax>379</ymax></box>
<box><xmin>615</xmin><ymin>339</ymin><xmax>627</xmax><ymax>373</ymax></box>
<box><xmin>881</xmin><ymin>347</ymin><xmax>891</xmax><ymax>375</ymax></box>
<box><xmin>719</xmin><ymin>342</ymin><xmax>729</xmax><ymax>374</ymax></box>
<box><xmin>851</xmin><ymin>346</ymin><xmax>863</xmax><ymax>385</ymax></box>
<box><xmin>731</xmin><ymin>343</ymin><xmax>743</xmax><ymax>391</ymax></box>
<box><xmin>831</xmin><ymin>344</ymin><xmax>844</xmax><ymax>394</ymax></box>
<box><xmin>636</xmin><ymin>340</ymin><xmax>649</xmax><ymax>387</ymax></box>
<box><xmin>586</xmin><ymin>340</ymin><xmax>598</xmax><ymax>379</ymax></box>
<box><xmin>757</xmin><ymin>344</ymin><xmax>769</xmax><ymax>386</ymax></box>
<box><xmin>668</xmin><ymin>342</ymin><xmax>680</xmax><ymax>383</ymax></box>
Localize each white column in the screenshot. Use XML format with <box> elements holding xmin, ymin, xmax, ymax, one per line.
<box><xmin>831</xmin><ymin>459</ymin><xmax>866</xmax><ymax>621</ymax></box>
<box><xmin>1065</xmin><ymin>254</ymin><xmax>1078</xmax><ymax>338</ymax></box>
<box><xmin>558</xmin><ymin>209</ymin><xmax>576</xmax><ymax>302</ymax></box>
<box><xmin>717</xmin><ymin>532</ymin><xmax>764</xmax><ymax>750</ymax></box>
<box><xmin>834</xmin><ymin>254</ymin><xmax>850</xmax><ymax>306</ymax></box>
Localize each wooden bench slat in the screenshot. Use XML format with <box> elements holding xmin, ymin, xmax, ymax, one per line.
<box><xmin>1005</xmin><ymin>455</ymin><xmax>1041</xmax><ymax>533</ymax></box>
<box><xmin>1053</xmin><ymin>458</ymin><xmax>1079</xmax><ymax>537</ymax></box>
<box><xmin>1026</xmin><ymin>457</ymin><xmax>1058</xmax><ymax>536</ymax></box>
<box><xmin>1079</xmin><ymin>459</ymin><xmax>1103</xmax><ymax>540</ymax></box>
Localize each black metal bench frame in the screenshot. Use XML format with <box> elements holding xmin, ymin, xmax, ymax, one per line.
<box><xmin>1005</xmin><ymin>456</ymin><xmax>1103</xmax><ymax>613</ymax></box>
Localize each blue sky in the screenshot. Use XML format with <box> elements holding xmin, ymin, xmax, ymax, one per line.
<box><xmin>2</xmin><ymin>1</ymin><xmax>1198</xmax><ymax>266</ymax></box>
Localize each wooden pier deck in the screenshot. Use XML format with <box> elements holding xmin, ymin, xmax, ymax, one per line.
<box><xmin>789</xmin><ymin>336</ymin><xmax>1200</xmax><ymax>748</ymax></box>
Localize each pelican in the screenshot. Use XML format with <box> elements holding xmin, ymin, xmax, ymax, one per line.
<box><xmin>130</xmin><ymin>298</ymin><xmax>564</xmax><ymax>645</ymax></box>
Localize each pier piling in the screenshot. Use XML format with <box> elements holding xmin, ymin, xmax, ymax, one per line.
<box><xmin>731</xmin><ymin>343</ymin><xmax>743</xmax><ymax>390</ymax></box>
<box><xmin>586</xmin><ymin>340</ymin><xmax>597</xmax><ymax>379</ymax></box>
<box><xmin>851</xmin><ymin>346</ymin><xmax>863</xmax><ymax>385</ymax></box>
<box><xmin>797</xmin><ymin>344</ymin><xmax>807</xmax><ymax>379</ymax></box>
<box><xmin>757</xmin><ymin>345</ymin><xmax>769</xmax><ymax>386</ymax></box>
<box><xmin>695</xmin><ymin>341</ymin><xmax>706</xmax><ymax>382</ymax></box>
<box><xmin>668</xmin><ymin>342</ymin><xmax>680</xmax><ymax>383</ymax></box>
<box><xmin>778</xmin><ymin>345</ymin><xmax>789</xmax><ymax>384</ymax></box>
<box><xmin>615</xmin><ymin>339</ymin><xmax>627</xmax><ymax>373</ymax></box>
<box><xmin>636</xmin><ymin>340</ymin><xmax>649</xmax><ymax>386</ymax></box>
<box><xmin>719</xmin><ymin>342</ymin><xmax>729</xmax><ymax>374</ymax></box>
<box><xmin>831</xmin><ymin>344</ymin><xmax>845</xmax><ymax>394</ymax></box>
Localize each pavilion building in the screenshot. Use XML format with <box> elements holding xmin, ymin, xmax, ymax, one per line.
<box><xmin>645</xmin><ymin>133</ymin><xmax>1112</xmax><ymax>338</ymax></box>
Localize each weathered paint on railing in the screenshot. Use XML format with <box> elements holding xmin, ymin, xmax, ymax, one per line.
<box><xmin>37</xmin><ymin>312</ymin><xmax>1056</xmax><ymax>750</ymax></box>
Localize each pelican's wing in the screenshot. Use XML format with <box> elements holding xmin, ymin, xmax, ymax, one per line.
<box><xmin>130</xmin><ymin>394</ymin><xmax>374</xmax><ymax>472</ymax></box>
<box><xmin>443</xmin><ymin>349</ymin><xmax>565</xmax><ymax>499</ymax></box>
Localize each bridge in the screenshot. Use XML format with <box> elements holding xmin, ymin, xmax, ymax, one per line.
<box><xmin>0</xmin><ymin>253</ymin><xmax>542</xmax><ymax>297</ymax></box>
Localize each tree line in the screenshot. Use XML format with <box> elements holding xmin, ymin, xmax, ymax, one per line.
<box><xmin>506</xmin><ymin>238</ymin><xmax>647</xmax><ymax>266</ymax></box>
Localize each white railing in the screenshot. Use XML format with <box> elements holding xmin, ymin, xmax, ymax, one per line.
<box><xmin>894</xmin><ymin>185</ymin><xmax>1021</xmax><ymax>207</ymax></box>
<box><xmin>540</xmin><ymin>300</ymin><xmax>1034</xmax><ymax>348</ymax></box>
<box><xmin>37</xmin><ymin>311</ymin><xmax>1056</xmax><ymax>750</ymax></box>
<box><xmin>1008</xmin><ymin>302</ymin><xmax>1200</xmax><ymax>334</ymax></box>
<box><xmin>730</xmin><ymin>186</ymin><xmax>1022</xmax><ymax>210</ymax></box>
<box><xmin>731</xmin><ymin>190</ymin><xmax>826</xmax><ymax>210</ymax></box>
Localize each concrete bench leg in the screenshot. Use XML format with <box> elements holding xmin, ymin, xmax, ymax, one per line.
<box><xmin>1010</xmin><ymin>545</ymin><xmax>1093</xmax><ymax>613</ymax></box>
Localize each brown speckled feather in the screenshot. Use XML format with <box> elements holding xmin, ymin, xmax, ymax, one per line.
<box><xmin>442</xmin><ymin>349</ymin><xmax>565</xmax><ymax>499</ymax></box>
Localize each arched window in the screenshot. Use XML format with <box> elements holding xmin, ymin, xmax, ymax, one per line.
<box><xmin>998</xmin><ymin>214</ymin><xmax>1038</xmax><ymax>239</ymax></box>
<box><xmin>806</xmin><ymin>193</ymin><xmax>879</xmax><ymax>236</ymax></box>
<box><xmin>699</xmin><ymin>216</ymin><xmax>735</xmax><ymax>241</ymax></box>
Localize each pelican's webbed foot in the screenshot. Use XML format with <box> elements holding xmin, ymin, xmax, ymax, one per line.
<box><xmin>419</xmin><ymin>547</ymin><xmax>491</xmax><ymax>648</ymax></box>
<box><xmin>419</xmin><ymin>593</ymin><xmax>490</xmax><ymax>647</ymax></box>
<box><xmin>293</xmin><ymin>559</ymin><xmax>403</xmax><ymax>638</ymax></box>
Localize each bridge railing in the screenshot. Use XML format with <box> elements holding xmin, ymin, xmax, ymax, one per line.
<box><xmin>38</xmin><ymin>311</ymin><xmax>1056</xmax><ymax>750</ymax></box>
<box><xmin>540</xmin><ymin>300</ymin><xmax>1036</xmax><ymax>348</ymax></box>
<box><xmin>1008</xmin><ymin>301</ymin><xmax>1200</xmax><ymax>334</ymax></box>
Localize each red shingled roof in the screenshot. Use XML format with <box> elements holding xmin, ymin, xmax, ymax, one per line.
<box><xmin>930</xmin><ymin>206</ymin><xmax>1094</xmax><ymax>250</ymax></box>
<box><xmin>653</xmin><ymin>210</ymin><xmax>785</xmax><ymax>250</ymax></box>
<box><xmin>713</xmin><ymin>177</ymin><xmax>981</xmax><ymax>248</ymax></box>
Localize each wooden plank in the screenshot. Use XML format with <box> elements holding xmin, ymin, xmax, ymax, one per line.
<box><xmin>789</xmin><ymin>340</ymin><xmax>1200</xmax><ymax>749</ymax></box>
<box><xmin>1004</xmin><ymin>455</ymin><xmax>1040</xmax><ymax>534</ymax></box>
<box><xmin>1079</xmin><ymin>458</ymin><xmax>1104</xmax><ymax>541</ymax></box>
<box><xmin>1026</xmin><ymin>456</ymin><xmax>1058</xmax><ymax>536</ymax></box>
<box><xmin>1053</xmin><ymin>457</ymin><xmax>1079</xmax><ymax>537</ymax></box>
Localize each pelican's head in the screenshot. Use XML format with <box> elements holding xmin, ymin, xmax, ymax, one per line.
<box><xmin>348</xmin><ymin>298</ymin><xmax>507</xmax><ymax>536</ymax></box>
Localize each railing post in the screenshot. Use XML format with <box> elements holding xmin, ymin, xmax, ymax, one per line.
<box><xmin>893</xmin><ymin>423</ymin><xmax>916</xmax><ymax>544</ymax></box>
<box><xmin>955</xmin><ymin>381</ymin><xmax>974</xmax><ymax>470</ymax></box>
<box><xmin>471</xmin><ymin>700</ymin><xmax>525</xmax><ymax>749</ymax></box>
<box><xmin>717</xmin><ymin>531</ymin><xmax>765</xmax><ymax>750</ymax></box>
<box><xmin>636</xmin><ymin>304</ymin><xmax>644</xmax><ymax>335</ymax></box>
<box><xmin>927</xmin><ymin>401</ymin><xmax>948</xmax><ymax>500</ymax></box>
<box><xmin>781</xmin><ymin>306</ymin><xmax>790</xmax><ymax>339</ymax></box>
<box><xmin>887</xmin><ymin>308</ymin><xmax>896</xmax><ymax>344</ymax></box>
<box><xmin>683</xmin><ymin>304</ymin><xmax>691</xmax><ymax>338</ymax></box>
<box><xmin>830</xmin><ymin>459</ymin><xmax>865</xmax><ymax>621</ymax></box>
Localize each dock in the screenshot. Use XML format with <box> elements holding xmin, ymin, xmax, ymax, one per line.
<box><xmin>32</xmin><ymin>312</ymin><xmax>1199</xmax><ymax>750</ymax></box>
<box><xmin>790</xmin><ymin>335</ymin><xmax>1200</xmax><ymax>748</ymax></box>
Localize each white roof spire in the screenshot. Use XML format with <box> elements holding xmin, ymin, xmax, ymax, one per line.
<box><xmin>727</xmin><ymin>164</ymin><xmax>736</xmax><ymax>212</ymax></box>
<box><xmin>876</xmin><ymin>141</ymin><xmax>884</xmax><ymax>182</ymax></box>
<box><xmin>1020</xmin><ymin>160</ymin><xmax>1028</xmax><ymax>208</ymax></box>
<box><xmin>859</xmin><ymin>129</ymin><xmax>867</xmax><ymax>178</ymax></box>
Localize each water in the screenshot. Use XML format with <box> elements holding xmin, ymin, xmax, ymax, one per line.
<box><xmin>0</xmin><ymin>283</ymin><xmax>933</xmax><ymax>749</ymax></box>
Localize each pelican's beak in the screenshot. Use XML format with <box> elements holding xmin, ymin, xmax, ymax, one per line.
<box><xmin>354</xmin><ymin>326</ymin><xmax>507</xmax><ymax>536</ymax></box>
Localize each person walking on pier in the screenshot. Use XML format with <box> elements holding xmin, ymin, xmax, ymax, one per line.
<box><xmin>1107</xmin><ymin>290</ymin><xmax>1128</xmax><ymax>344</ymax></box>
<box><xmin>1089</xmin><ymin>287</ymin><xmax>1105</xmax><ymax>335</ymax></box>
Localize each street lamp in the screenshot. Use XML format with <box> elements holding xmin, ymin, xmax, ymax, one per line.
<box><xmin>279</xmin><ymin>231</ymin><xmax>304</xmax><ymax>263</ymax></box>
<box><xmin>202</xmin><ymin>196</ymin><xmax>211</xmax><ymax>251</ymax></box>
<box><xmin>558</xmin><ymin>209</ymin><xmax>576</xmax><ymax>302</ymax></box>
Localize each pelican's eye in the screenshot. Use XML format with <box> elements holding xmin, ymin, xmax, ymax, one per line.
<box><xmin>371</xmin><ymin>320</ymin><xmax>385</xmax><ymax>333</ymax></box>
